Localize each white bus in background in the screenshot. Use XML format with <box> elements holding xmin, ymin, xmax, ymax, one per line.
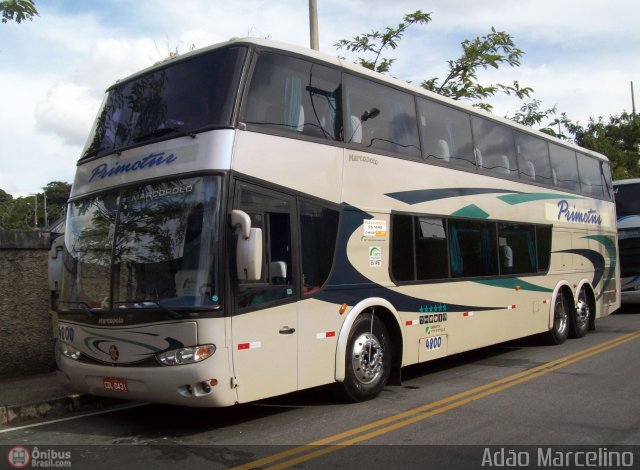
<box><xmin>53</xmin><ymin>38</ymin><xmax>620</xmax><ymax>407</ymax></box>
<box><xmin>613</xmin><ymin>179</ymin><xmax>640</xmax><ymax>304</ymax></box>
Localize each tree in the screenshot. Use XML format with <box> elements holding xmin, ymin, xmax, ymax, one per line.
<box><xmin>1</xmin><ymin>0</ymin><xmax>38</xmax><ymax>24</ymax></box>
<box><xmin>0</xmin><ymin>181</ymin><xmax>71</xmax><ymax>230</ymax></box>
<box><xmin>336</xmin><ymin>12</ymin><xmax>533</xmax><ymax>112</ymax></box>
<box><xmin>43</xmin><ymin>181</ymin><xmax>72</xmax><ymax>225</ymax></box>
<box><xmin>335</xmin><ymin>11</ymin><xmax>432</xmax><ymax>74</ymax></box>
<box><xmin>572</xmin><ymin>112</ymin><xmax>640</xmax><ymax>179</ymax></box>
<box><xmin>421</xmin><ymin>27</ymin><xmax>533</xmax><ymax>112</ymax></box>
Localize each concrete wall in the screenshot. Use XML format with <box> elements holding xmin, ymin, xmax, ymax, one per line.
<box><xmin>0</xmin><ymin>230</ymin><xmax>57</xmax><ymax>378</ymax></box>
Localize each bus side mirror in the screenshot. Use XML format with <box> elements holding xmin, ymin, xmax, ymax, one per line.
<box><xmin>231</xmin><ymin>210</ymin><xmax>263</xmax><ymax>281</ymax></box>
<box><xmin>48</xmin><ymin>235</ymin><xmax>64</xmax><ymax>309</ymax></box>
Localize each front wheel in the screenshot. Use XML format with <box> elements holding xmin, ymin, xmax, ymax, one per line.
<box><xmin>340</xmin><ymin>313</ymin><xmax>392</xmax><ymax>402</ymax></box>
<box><xmin>546</xmin><ymin>292</ymin><xmax>569</xmax><ymax>345</ymax></box>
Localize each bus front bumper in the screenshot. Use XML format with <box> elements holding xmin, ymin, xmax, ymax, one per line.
<box><xmin>57</xmin><ymin>348</ymin><xmax>236</xmax><ymax>407</ymax></box>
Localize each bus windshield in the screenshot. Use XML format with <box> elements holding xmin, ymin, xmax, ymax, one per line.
<box><xmin>81</xmin><ymin>46</ymin><xmax>247</xmax><ymax>160</ymax></box>
<box><xmin>614</xmin><ymin>181</ymin><xmax>640</xmax><ymax>217</ymax></box>
<box><xmin>61</xmin><ymin>176</ymin><xmax>222</xmax><ymax>313</ymax></box>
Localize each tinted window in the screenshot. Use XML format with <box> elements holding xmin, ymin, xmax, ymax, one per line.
<box><xmin>243</xmin><ymin>52</ymin><xmax>342</xmax><ymax>140</ymax></box>
<box><xmin>300</xmin><ymin>200</ymin><xmax>339</xmax><ymax>295</ymax></box>
<box><xmin>602</xmin><ymin>162</ymin><xmax>614</xmax><ymax>200</ymax></box>
<box><xmin>514</xmin><ymin>132</ymin><xmax>552</xmax><ymax>184</ymax></box>
<box><xmin>549</xmin><ymin>143</ymin><xmax>579</xmax><ymax>192</ymax></box>
<box><xmin>471</xmin><ymin>116</ymin><xmax>518</xmax><ymax>177</ymax></box>
<box><xmin>536</xmin><ymin>226</ymin><xmax>552</xmax><ymax>272</ymax></box>
<box><xmin>498</xmin><ymin>223</ymin><xmax>537</xmax><ymax>275</ymax></box>
<box><xmin>577</xmin><ymin>153</ymin><xmax>605</xmax><ymax>197</ymax></box>
<box><xmin>391</xmin><ymin>214</ymin><xmax>414</xmax><ymax>282</ymax></box>
<box><xmin>234</xmin><ymin>185</ymin><xmax>295</xmax><ymax>310</ymax></box>
<box><xmin>417</xmin><ymin>98</ymin><xmax>476</xmax><ymax>170</ymax></box>
<box><xmin>415</xmin><ymin>217</ymin><xmax>449</xmax><ymax>280</ymax></box>
<box><xmin>614</xmin><ymin>182</ymin><xmax>640</xmax><ymax>216</ymax></box>
<box><xmin>344</xmin><ymin>74</ymin><xmax>420</xmax><ymax>157</ymax></box>
<box><xmin>82</xmin><ymin>47</ymin><xmax>247</xmax><ymax>159</ymax></box>
<box><xmin>449</xmin><ymin>219</ymin><xmax>498</xmax><ymax>277</ymax></box>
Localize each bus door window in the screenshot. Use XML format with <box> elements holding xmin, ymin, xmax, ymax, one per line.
<box><xmin>233</xmin><ymin>185</ymin><xmax>296</xmax><ymax>310</ymax></box>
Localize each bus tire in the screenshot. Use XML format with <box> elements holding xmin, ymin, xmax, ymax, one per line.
<box><xmin>570</xmin><ymin>288</ymin><xmax>591</xmax><ymax>338</ymax></box>
<box><xmin>546</xmin><ymin>292</ymin><xmax>569</xmax><ymax>345</ymax></box>
<box><xmin>340</xmin><ymin>312</ymin><xmax>392</xmax><ymax>402</ymax></box>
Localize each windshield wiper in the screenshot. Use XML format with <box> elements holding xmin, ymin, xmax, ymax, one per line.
<box><xmin>132</xmin><ymin>124</ymin><xmax>196</xmax><ymax>142</ymax></box>
<box><xmin>113</xmin><ymin>300</ymin><xmax>184</xmax><ymax>319</ymax></box>
<box><xmin>60</xmin><ymin>301</ymin><xmax>100</xmax><ymax>319</ymax></box>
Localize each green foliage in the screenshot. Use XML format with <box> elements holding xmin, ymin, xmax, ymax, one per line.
<box><xmin>421</xmin><ymin>27</ymin><xmax>533</xmax><ymax>111</ymax></box>
<box><xmin>572</xmin><ymin>112</ymin><xmax>640</xmax><ymax>179</ymax></box>
<box><xmin>1</xmin><ymin>0</ymin><xmax>38</xmax><ymax>24</ymax></box>
<box><xmin>0</xmin><ymin>181</ymin><xmax>71</xmax><ymax>230</ymax></box>
<box><xmin>335</xmin><ymin>10</ymin><xmax>432</xmax><ymax>74</ymax></box>
<box><xmin>335</xmin><ymin>12</ymin><xmax>532</xmax><ymax>112</ymax></box>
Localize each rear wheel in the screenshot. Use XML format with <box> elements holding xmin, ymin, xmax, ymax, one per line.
<box><xmin>570</xmin><ymin>288</ymin><xmax>591</xmax><ymax>338</ymax></box>
<box><xmin>546</xmin><ymin>292</ymin><xmax>569</xmax><ymax>345</ymax></box>
<box><xmin>341</xmin><ymin>313</ymin><xmax>392</xmax><ymax>402</ymax></box>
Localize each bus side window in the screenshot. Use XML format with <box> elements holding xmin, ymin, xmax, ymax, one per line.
<box><xmin>299</xmin><ymin>200</ymin><xmax>339</xmax><ymax>295</ymax></box>
<box><xmin>577</xmin><ymin>152</ymin><xmax>605</xmax><ymax>197</ymax></box>
<box><xmin>470</xmin><ymin>116</ymin><xmax>518</xmax><ymax>178</ymax></box>
<box><xmin>417</xmin><ymin>98</ymin><xmax>475</xmax><ymax>170</ymax></box>
<box><xmin>549</xmin><ymin>144</ymin><xmax>580</xmax><ymax>192</ymax></box>
<box><xmin>343</xmin><ymin>74</ymin><xmax>420</xmax><ymax>158</ymax></box>
<box><xmin>242</xmin><ymin>51</ymin><xmax>342</xmax><ymax>141</ymax></box>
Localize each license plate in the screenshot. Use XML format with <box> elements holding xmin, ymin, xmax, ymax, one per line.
<box><xmin>102</xmin><ymin>377</ymin><xmax>129</xmax><ymax>392</ymax></box>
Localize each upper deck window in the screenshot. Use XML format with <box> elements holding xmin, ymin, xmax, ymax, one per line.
<box><xmin>549</xmin><ymin>143</ymin><xmax>580</xmax><ymax>192</ymax></box>
<box><xmin>242</xmin><ymin>51</ymin><xmax>342</xmax><ymax>141</ymax></box>
<box><xmin>343</xmin><ymin>74</ymin><xmax>421</xmax><ymax>158</ymax></box>
<box><xmin>81</xmin><ymin>47</ymin><xmax>247</xmax><ymax>160</ymax></box>
<box><xmin>417</xmin><ymin>98</ymin><xmax>475</xmax><ymax>170</ymax></box>
<box><xmin>471</xmin><ymin>116</ymin><xmax>518</xmax><ymax>178</ymax></box>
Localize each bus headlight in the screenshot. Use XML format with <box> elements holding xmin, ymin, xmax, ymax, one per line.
<box><xmin>59</xmin><ymin>341</ymin><xmax>81</xmax><ymax>360</ymax></box>
<box><xmin>156</xmin><ymin>344</ymin><xmax>216</xmax><ymax>366</ymax></box>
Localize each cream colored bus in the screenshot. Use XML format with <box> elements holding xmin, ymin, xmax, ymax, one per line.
<box><xmin>55</xmin><ymin>38</ymin><xmax>620</xmax><ymax>406</ymax></box>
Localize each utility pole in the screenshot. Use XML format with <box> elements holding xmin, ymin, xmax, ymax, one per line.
<box><xmin>33</xmin><ymin>194</ymin><xmax>38</xmax><ymax>228</ymax></box>
<box><xmin>309</xmin><ymin>0</ymin><xmax>319</xmax><ymax>51</ymax></box>
<box><xmin>632</xmin><ymin>81</ymin><xmax>636</xmax><ymax>118</ymax></box>
<box><xmin>42</xmin><ymin>188</ymin><xmax>48</xmax><ymax>227</ymax></box>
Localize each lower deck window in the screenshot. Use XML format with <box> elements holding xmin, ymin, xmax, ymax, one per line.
<box><xmin>391</xmin><ymin>213</ymin><xmax>552</xmax><ymax>283</ymax></box>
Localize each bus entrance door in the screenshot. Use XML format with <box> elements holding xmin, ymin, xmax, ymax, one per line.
<box><xmin>230</xmin><ymin>183</ymin><xmax>298</xmax><ymax>403</ymax></box>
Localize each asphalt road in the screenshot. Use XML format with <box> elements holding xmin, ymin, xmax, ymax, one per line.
<box><xmin>2</xmin><ymin>309</ymin><xmax>639</xmax><ymax>469</ymax></box>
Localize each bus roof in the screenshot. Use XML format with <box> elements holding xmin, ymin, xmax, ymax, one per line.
<box><xmin>613</xmin><ymin>178</ymin><xmax>640</xmax><ymax>186</ymax></box>
<box><xmin>107</xmin><ymin>37</ymin><xmax>609</xmax><ymax>163</ymax></box>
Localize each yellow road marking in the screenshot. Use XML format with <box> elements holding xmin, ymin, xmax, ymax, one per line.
<box><xmin>232</xmin><ymin>331</ymin><xmax>640</xmax><ymax>470</ymax></box>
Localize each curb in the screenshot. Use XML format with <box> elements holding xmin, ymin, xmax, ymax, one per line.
<box><xmin>1</xmin><ymin>394</ymin><xmax>125</xmax><ymax>426</ymax></box>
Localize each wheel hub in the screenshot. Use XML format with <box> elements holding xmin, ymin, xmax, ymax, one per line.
<box><xmin>351</xmin><ymin>332</ymin><xmax>384</xmax><ymax>385</ymax></box>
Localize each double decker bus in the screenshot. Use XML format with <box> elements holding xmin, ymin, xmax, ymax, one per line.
<box><xmin>613</xmin><ymin>179</ymin><xmax>640</xmax><ymax>304</ymax></box>
<box><xmin>54</xmin><ymin>38</ymin><xmax>619</xmax><ymax>406</ymax></box>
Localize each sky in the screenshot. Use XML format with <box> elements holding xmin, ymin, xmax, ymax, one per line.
<box><xmin>1</xmin><ymin>0</ymin><xmax>638</xmax><ymax>197</ymax></box>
